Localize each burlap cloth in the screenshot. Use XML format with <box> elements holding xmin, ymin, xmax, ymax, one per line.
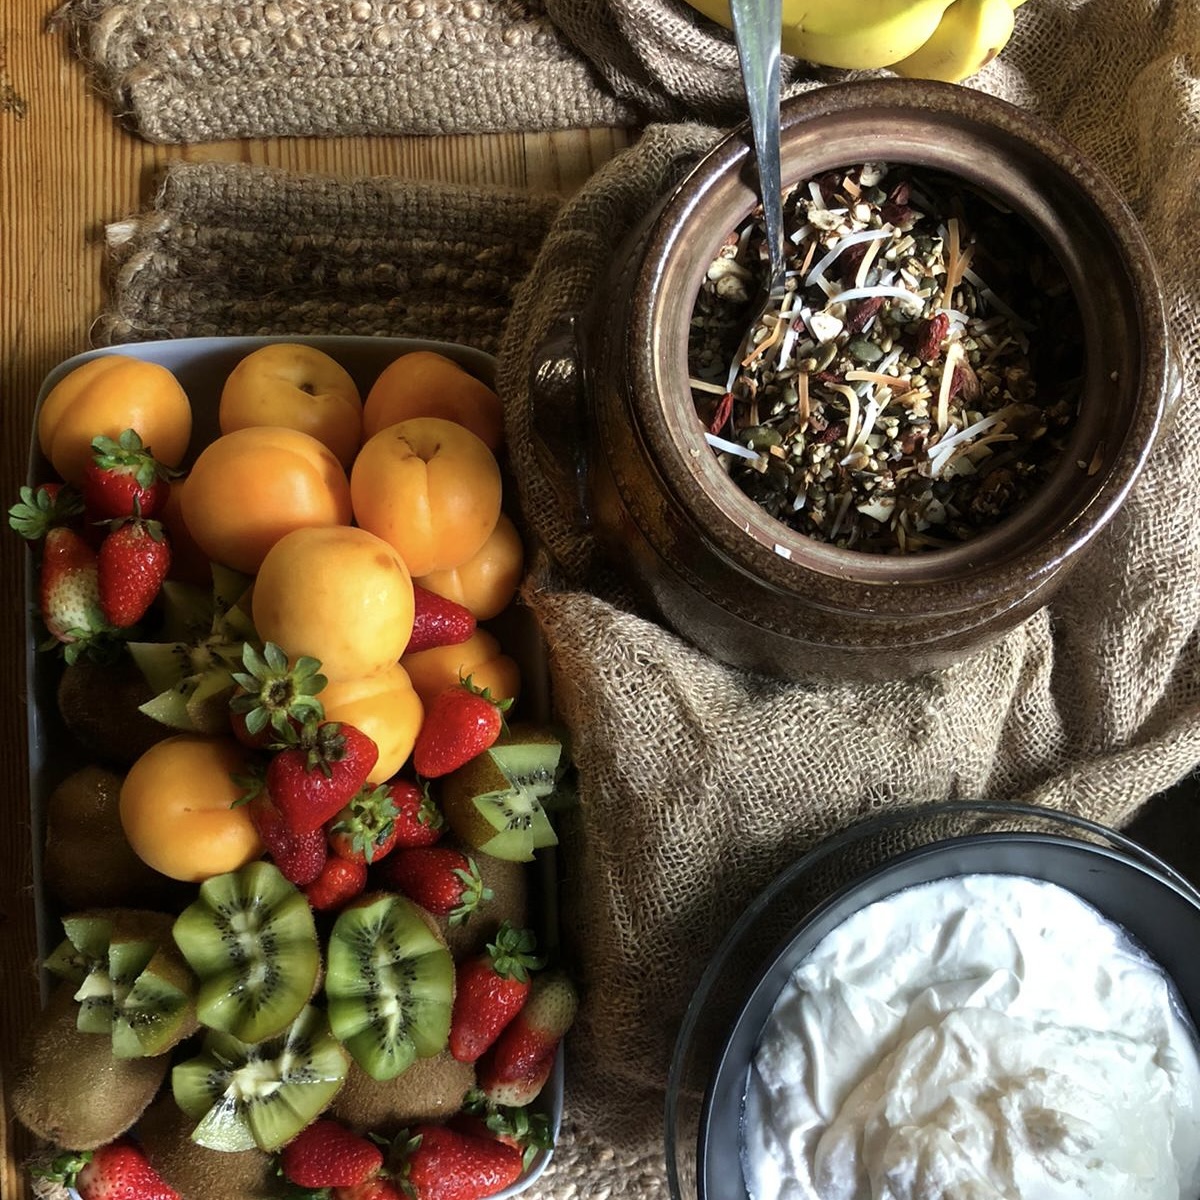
<box><xmin>78</xmin><ymin>1</ymin><xmax>1200</xmax><ymax>1197</ymax></box>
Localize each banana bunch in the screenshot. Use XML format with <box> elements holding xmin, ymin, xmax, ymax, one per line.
<box><xmin>687</xmin><ymin>0</ymin><xmax>1027</xmax><ymax>83</ymax></box>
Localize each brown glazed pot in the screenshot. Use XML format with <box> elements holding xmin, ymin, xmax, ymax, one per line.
<box><xmin>547</xmin><ymin>79</ymin><xmax>1176</xmax><ymax>682</ymax></box>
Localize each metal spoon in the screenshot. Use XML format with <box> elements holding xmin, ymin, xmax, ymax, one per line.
<box><xmin>729</xmin><ymin>0</ymin><xmax>786</xmax><ymax>370</ymax></box>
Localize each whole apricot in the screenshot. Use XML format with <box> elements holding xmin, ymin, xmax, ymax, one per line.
<box><xmin>351</xmin><ymin>417</ymin><xmax>502</xmax><ymax>578</ymax></box>
<box><xmin>252</xmin><ymin>525</ymin><xmax>415</xmax><ymax>682</ymax></box>
<box><xmin>319</xmin><ymin>663</ymin><xmax>424</xmax><ymax>784</ymax></box>
<box><xmin>37</xmin><ymin>355</ymin><xmax>193</xmax><ymax>485</ymax></box>
<box><xmin>181</xmin><ymin>426</ymin><xmax>352</xmax><ymax>574</ymax></box>
<box><xmin>119</xmin><ymin>735</ymin><xmax>263</xmax><ymax>882</ymax></box>
<box><xmin>401</xmin><ymin>627</ymin><xmax>521</xmax><ymax>711</ymax></box>
<box><xmin>363</xmin><ymin>351</ymin><xmax>503</xmax><ymax>450</ymax></box>
<box><xmin>219</xmin><ymin>342</ymin><xmax>363</xmax><ymax>469</ymax></box>
<box><xmin>415</xmin><ymin>512</ymin><xmax>525</xmax><ymax>620</ymax></box>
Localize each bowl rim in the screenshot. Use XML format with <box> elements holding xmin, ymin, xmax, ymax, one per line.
<box><xmin>665</xmin><ymin>800</ymin><xmax>1200</xmax><ymax>1200</ymax></box>
<box><xmin>628</xmin><ymin>79</ymin><xmax>1170</xmax><ymax>617</ymax></box>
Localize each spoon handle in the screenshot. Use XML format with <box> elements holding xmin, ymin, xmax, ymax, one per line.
<box><xmin>729</xmin><ymin>0</ymin><xmax>785</xmax><ymax>291</ymax></box>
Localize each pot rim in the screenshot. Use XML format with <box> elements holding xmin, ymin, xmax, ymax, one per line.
<box><xmin>628</xmin><ymin>79</ymin><xmax>1169</xmax><ymax>617</ymax></box>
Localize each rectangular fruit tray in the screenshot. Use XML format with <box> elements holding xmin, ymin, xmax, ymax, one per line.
<box><xmin>25</xmin><ymin>334</ymin><xmax>563</xmax><ymax>1200</ymax></box>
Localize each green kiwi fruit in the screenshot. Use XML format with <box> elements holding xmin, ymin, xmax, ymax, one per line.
<box><xmin>324</xmin><ymin>892</ymin><xmax>455</xmax><ymax>1082</ymax></box>
<box><xmin>172</xmin><ymin>860</ymin><xmax>321</xmax><ymax>1045</ymax></box>
<box><xmin>11</xmin><ymin>984</ymin><xmax>168</xmax><ymax>1149</ymax></box>
<box><xmin>329</xmin><ymin>1051</ymin><xmax>475</xmax><ymax>1132</ymax></box>
<box><xmin>127</xmin><ymin>563</ymin><xmax>257</xmax><ymax>734</ymax></box>
<box><xmin>42</xmin><ymin>908</ymin><xmax>198</xmax><ymax>1057</ymax></box>
<box><xmin>172</xmin><ymin>1004</ymin><xmax>349</xmax><ymax>1152</ymax></box>
<box><xmin>438</xmin><ymin>724</ymin><xmax>562</xmax><ymax>861</ymax></box>
<box><xmin>436</xmin><ymin>839</ymin><xmax>530</xmax><ymax>959</ymax></box>
<box><xmin>136</xmin><ymin>1092</ymin><xmax>280</xmax><ymax>1200</ymax></box>
<box><xmin>56</xmin><ymin>656</ymin><xmax>172</xmax><ymax>766</ymax></box>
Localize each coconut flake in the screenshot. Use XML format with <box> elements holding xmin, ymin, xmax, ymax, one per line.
<box><xmin>804</xmin><ymin>227</ymin><xmax>893</xmax><ymax>290</ymax></box>
<box><xmin>704</xmin><ymin>432</ymin><xmax>762</xmax><ymax>462</ymax></box>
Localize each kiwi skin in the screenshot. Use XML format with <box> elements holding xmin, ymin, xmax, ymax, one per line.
<box><xmin>57</xmin><ymin>655</ymin><xmax>172</xmax><ymax>767</ymax></box>
<box><xmin>42</xmin><ymin>765</ymin><xmax>189</xmax><ymax>911</ymax></box>
<box><xmin>136</xmin><ymin>1092</ymin><xmax>280</xmax><ymax>1200</ymax></box>
<box><xmin>11</xmin><ymin>984</ymin><xmax>168</xmax><ymax>1150</ymax></box>
<box><xmin>329</xmin><ymin>1051</ymin><xmax>476</xmax><ymax>1133</ymax></box>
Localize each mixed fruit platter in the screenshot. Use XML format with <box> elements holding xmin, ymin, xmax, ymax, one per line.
<box><xmin>11</xmin><ymin>337</ymin><xmax>574</xmax><ymax>1200</ymax></box>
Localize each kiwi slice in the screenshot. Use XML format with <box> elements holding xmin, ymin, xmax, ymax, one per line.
<box><xmin>42</xmin><ymin>909</ymin><xmax>198</xmax><ymax>1057</ymax></box>
<box><xmin>439</xmin><ymin>724</ymin><xmax>562</xmax><ymax>861</ymax></box>
<box><xmin>329</xmin><ymin>1052</ymin><xmax>475</xmax><ymax>1132</ymax></box>
<box><xmin>172</xmin><ymin>1004</ymin><xmax>349</xmax><ymax>1152</ymax></box>
<box><xmin>172</xmin><ymin>860</ymin><xmax>321</xmax><ymax>1044</ymax></box>
<box><xmin>128</xmin><ymin>563</ymin><xmax>257</xmax><ymax>734</ymax></box>
<box><xmin>325</xmin><ymin>893</ymin><xmax>455</xmax><ymax>1082</ymax></box>
<box><xmin>11</xmin><ymin>984</ymin><xmax>169</xmax><ymax>1149</ymax></box>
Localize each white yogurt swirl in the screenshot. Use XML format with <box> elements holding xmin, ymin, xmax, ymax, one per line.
<box><xmin>741</xmin><ymin>874</ymin><xmax>1200</xmax><ymax>1200</ymax></box>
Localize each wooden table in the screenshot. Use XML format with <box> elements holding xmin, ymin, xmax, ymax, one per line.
<box><xmin>0</xmin><ymin>5</ymin><xmax>629</xmax><ymax>1194</ymax></box>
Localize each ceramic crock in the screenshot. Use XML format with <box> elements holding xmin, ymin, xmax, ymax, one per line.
<box><xmin>535</xmin><ymin>79</ymin><xmax>1176</xmax><ymax>682</ymax></box>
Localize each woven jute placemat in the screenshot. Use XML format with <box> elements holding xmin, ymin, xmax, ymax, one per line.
<box><xmin>82</xmin><ymin>1</ymin><xmax>1200</xmax><ymax>1196</ymax></box>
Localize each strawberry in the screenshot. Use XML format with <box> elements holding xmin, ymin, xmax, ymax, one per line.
<box><xmin>405</xmin><ymin>584</ymin><xmax>476</xmax><ymax>655</ymax></box>
<box><xmin>476</xmin><ymin>969</ymin><xmax>578</xmax><ymax>1107</ymax></box>
<box><xmin>449</xmin><ymin>923</ymin><xmax>544</xmax><ymax>1064</ymax></box>
<box><xmin>8</xmin><ymin>482</ymin><xmax>83</xmax><ymax>541</ymax></box>
<box><xmin>42</xmin><ymin>1139</ymin><xmax>180</xmax><ymax>1200</ymax></box>
<box><xmin>96</xmin><ymin>516</ymin><xmax>172</xmax><ymax>627</ymax></box>
<box><xmin>247</xmin><ymin>790</ymin><xmax>328</xmax><ymax>886</ymax></box>
<box><xmin>266</xmin><ymin>720</ymin><xmax>379</xmax><ymax>834</ymax></box>
<box><xmin>392</xmin><ymin>1123</ymin><xmax>523</xmax><ymax>1200</ymax></box>
<box><xmin>328</xmin><ymin>779</ymin><xmax>443</xmax><ymax>864</ymax></box>
<box><xmin>229</xmin><ymin>641</ymin><xmax>327</xmax><ymax>748</ymax></box>
<box><xmin>411</xmin><ymin>678</ymin><xmax>511</xmax><ymax>779</ymax></box>
<box><xmin>333</xmin><ymin>1177</ymin><xmax>404</xmax><ymax>1200</ymax></box>
<box><xmin>82</xmin><ymin>428</ymin><xmax>175</xmax><ymax>520</ymax></box>
<box><xmin>378</xmin><ymin>846</ymin><xmax>493</xmax><ymax>925</ymax></box>
<box><xmin>450</xmin><ymin>1098</ymin><xmax>553</xmax><ymax>1172</ymax></box>
<box><xmin>279</xmin><ymin>1118</ymin><xmax>384</xmax><ymax>1188</ymax></box>
<box><xmin>38</xmin><ymin>525</ymin><xmax>110</xmax><ymax>660</ymax></box>
<box><xmin>303</xmin><ymin>854</ymin><xmax>369</xmax><ymax>912</ymax></box>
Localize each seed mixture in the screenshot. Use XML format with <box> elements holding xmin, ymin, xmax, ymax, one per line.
<box><xmin>688</xmin><ymin>163</ymin><xmax>1084</xmax><ymax>554</ymax></box>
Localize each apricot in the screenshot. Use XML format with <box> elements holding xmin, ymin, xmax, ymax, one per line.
<box><xmin>363</xmin><ymin>351</ymin><xmax>503</xmax><ymax>450</ymax></box>
<box><xmin>181</xmin><ymin>426</ymin><xmax>352</xmax><ymax>574</ymax></box>
<box><xmin>319</xmin><ymin>663</ymin><xmax>424</xmax><ymax>784</ymax></box>
<box><xmin>37</xmin><ymin>354</ymin><xmax>193</xmax><ymax>485</ymax></box>
<box><xmin>219</xmin><ymin>342</ymin><xmax>363</xmax><ymax>469</ymax></box>
<box><xmin>401</xmin><ymin>628</ymin><xmax>521</xmax><ymax>711</ymax></box>
<box><xmin>415</xmin><ymin>512</ymin><xmax>525</xmax><ymax>620</ymax></box>
<box><xmin>252</xmin><ymin>525</ymin><xmax>415</xmax><ymax>683</ymax></box>
<box><xmin>119</xmin><ymin>735</ymin><xmax>264</xmax><ymax>882</ymax></box>
<box><xmin>351</xmin><ymin>417</ymin><xmax>502</xmax><ymax>578</ymax></box>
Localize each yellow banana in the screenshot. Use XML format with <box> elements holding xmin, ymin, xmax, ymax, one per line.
<box><xmin>686</xmin><ymin>0</ymin><xmax>959</xmax><ymax>71</ymax></box>
<box><xmin>891</xmin><ymin>0</ymin><xmax>1023</xmax><ymax>82</ymax></box>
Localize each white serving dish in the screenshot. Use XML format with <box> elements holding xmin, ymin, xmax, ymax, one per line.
<box><xmin>25</xmin><ymin>335</ymin><xmax>562</xmax><ymax>1198</ymax></box>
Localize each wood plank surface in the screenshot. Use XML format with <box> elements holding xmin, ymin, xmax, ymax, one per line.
<box><xmin>0</xmin><ymin>4</ymin><xmax>628</xmax><ymax>1196</ymax></box>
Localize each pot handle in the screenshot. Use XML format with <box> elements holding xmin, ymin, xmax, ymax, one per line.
<box><xmin>528</xmin><ymin>312</ymin><xmax>593</xmax><ymax>530</ymax></box>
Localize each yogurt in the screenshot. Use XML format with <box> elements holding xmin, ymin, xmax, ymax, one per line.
<box><xmin>741</xmin><ymin>874</ymin><xmax>1200</xmax><ymax>1200</ymax></box>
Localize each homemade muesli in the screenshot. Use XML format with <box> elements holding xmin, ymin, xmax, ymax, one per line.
<box><xmin>688</xmin><ymin>163</ymin><xmax>1083</xmax><ymax>554</ymax></box>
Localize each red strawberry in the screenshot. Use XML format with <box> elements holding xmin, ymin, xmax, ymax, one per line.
<box><xmin>405</xmin><ymin>584</ymin><xmax>476</xmax><ymax>655</ymax></box>
<box><xmin>247</xmin><ymin>791</ymin><xmax>328</xmax><ymax>886</ymax></box>
<box><xmin>97</xmin><ymin>517</ymin><xmax>172</xmax><ymax>627</ymax></box>
<box><xmin>393</xmin><ymin>1123</ymin><xmax>523</xmax><ymax>1200</ymax></box>
<box><xmin>82</xmin><ymin>428</ymin><xmax>175</xmax><ymax>520</ymax></box>
<box><xmin>328</xmin><ymin>779</ymin><xmax>442</xmax><ymax>864</ymax></box>
<box><xmin>266</xmin><ymin>720</ymin><xmax>379</xmax><ymax>834</ymax></box>
<box><xmin>449</xmin><ymin>1100</ymin><xmax>553</xmax><ymax>1172</ymax></box>
<box><xmin>229</xmin><ymin>641</ymin><xmax>327</xmax><ymax>749</ymax></box>
<box><xmin>8</xmin><ymin>482</ymin><xmax>84</xmax><ymax>541</ymax></box>
<box><xmin>280</xmin><ymin>1118</ymin><xmax>384</xmax><ymax>1189</ymax></box>
<box><xmin>303</xmin><ymin>854</ymin><xmax>369</xmax><ymax>912</ymax></box>
<box><xmin>476</xmin><ymin>969</ymin><xmax>578</xmax><ymax>1107</ymax></box>
<box><xmin>378</xmin><ymin>846</ymin><xmax>493</xmax><ymax>925</ymax></box>
<box><xmin>411</xmin><ymin>678</ymin><xmax>510</xmax><ymax>779</ymax></box>
<box><xmin>449</xmin><ymin>923</ymin><xmax>544</xmax><ymax>1063</ymax></box>
<box><xmin>38</xmin><ymin>525</ymin><xmax>109</xmax><ymax>658</ymax></box>
<box><xmin>333</xmin><ymin>1177</ymin><xmax>404</xmax><ymax>1200</ymax></box>
<box><xmin>44</xmin><ymin>1139</ymin><xmax>180</xmax><ymax>1200</ymax></box>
